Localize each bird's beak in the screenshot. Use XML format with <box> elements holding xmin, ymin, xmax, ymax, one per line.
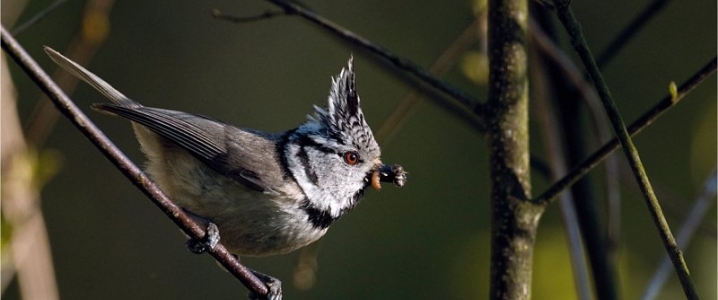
<box><xmin>366</xmin><ymin>163</ymin><xmax>407</xmax><ymax>191</ymax></box>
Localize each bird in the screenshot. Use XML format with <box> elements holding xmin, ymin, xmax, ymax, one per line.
<box><xmin>44</xmin><ymin>46</ymin><xmax>406</xmax><ymax>299</ymax></box>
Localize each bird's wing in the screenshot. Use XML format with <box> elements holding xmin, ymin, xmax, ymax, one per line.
<box><xmin>94</xmin><ymin>103</ymin><xmax>287</xmax><ymax>194</ymax></box>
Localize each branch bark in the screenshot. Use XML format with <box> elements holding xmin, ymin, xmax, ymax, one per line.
<box><xmin>0</xmin><ymin>26</ymin><xmax>270</xmax><ymax>298</ymax></box>
<box><xmin>487</xmin><ymin>0</ymin><xmax>545</xmax><ymax>299</ymax></box>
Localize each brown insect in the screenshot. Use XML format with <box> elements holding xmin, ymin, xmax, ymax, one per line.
<box><xmin>371</xmin><ymin>170</ymin><xmax>382</xmax><ymax>190</ymax></box>
<box><xmin>369</xmin><ymin>164</ymin><xmax>407</xmax><ymax>191</ymax></box>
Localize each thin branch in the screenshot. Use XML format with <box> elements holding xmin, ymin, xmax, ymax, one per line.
<box><xmin>595</xmin><ymin>0</ymin><xmax>670</xmax><ymax>69</ymax></box>
<box><xmin>212</xmin><ymin>8</ymin><xmax>287</xmax><ymax>23</ymax></box>
<box><xmin>532</xmin><ymin>57</ymin><xmax>716</xmax><ymax>204</ymax></box>
<box><xmin>632</xmin><ymin>167</ymin><xmax>718</xmax><ymax>239</ymax></box>
<box><xmin>10</xmin><ymin>0</ymin><xmax>69</xmax><ymax>35</ymax></box>
<box><xmin>641</xmin><ymin>168</ymin><xmax>717</xmax><ymax>300</ymax></box>
<box><xmin>531</xmin><ymin>52</ymin><xmax>592</xmax><ymax>300</ymax></box>
<box><xmin>531</xmin><ymin>15</ymin><xmax>621</xmax><ymax>299</ymax></box>
<box><xmin>217</xmin><ymin>1</ymin><xmax>487</xmax><ymax>132</ymax></box>
<box><xmin>24</xmin><ymin>0</ymin><xmax>116</xmax><ymax>147</ymax></box>
<box><xmin>538</xmin><ymin>0</ymin><xmax>673</xmax><ymax>265</ymax></box>
<box><xmin>0</xmin><ymin>26</ymin><xmax>270</xmax><ymax>298</ymax></box>
<box><xmin>376</xmin><ymin>17</ymin><xmax>481</xmax><ymax>143</ymax></box>
<box><xmin>550</xmin><ymin>2</ymin><xmax>698</xmax><ymax>298</ymax></box>
<box><xmin>260</xmin><ymin>0</ymin><xmax>487</xmax><ymax>124</ymax></box>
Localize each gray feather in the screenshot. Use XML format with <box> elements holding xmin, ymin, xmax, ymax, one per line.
<box><xmin>44</xmin><ymin>47</ymin><xmax>391</xmax><ymax>257</ymax></box>
<box><xmin>44</xmin><ymin>46</ymin><xmax>138</xmax><ymax>107</ymax></box>
<box><xmin>45</xmin><ymin>46</ymin><xmax>288</xmax><ymax>194</ymax></box>
<box><xmin>92</xmin><ymin>103</ymin><xmax>285</xmax><ymax>193</ymax></box>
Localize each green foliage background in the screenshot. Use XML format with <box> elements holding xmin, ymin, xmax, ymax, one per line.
<box><xmin>3</xmin><ymin>0</ymin><xmax>716</xmax><ymax>299</ymax></box>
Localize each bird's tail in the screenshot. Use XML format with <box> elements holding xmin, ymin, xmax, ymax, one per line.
<box><xmin>44</xmin><ymin>46</ymin><xmax>140</xmax><ymax>108</ymax></box>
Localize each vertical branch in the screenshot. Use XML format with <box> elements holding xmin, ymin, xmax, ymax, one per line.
<box><xmin>487</xmin><ymin>0</ymin><xmax>545</xmax><ymax>299</ymax></box>
<box><xmin>1</xmin><ymin>57</ymin><xmax>60</xmax><ymax>300</ymax></box>
<box><xmin>531</xmin><ymin>51</ymin><xmax>593</xmax><ymax>300</ymax></box>
<box><xmin>552</xmin><ymin>2</ymin><xmax>698</xmax><ymax>299</ymax></box>
<box><xmin>530</xmin><ymin>14</ymin><xmax>619</xmax><ymax>299</ymax></box>
<box><xmin>533</xmin><ymin>57</ymin><xmax>716</xmax><ymax>205</ymax></box>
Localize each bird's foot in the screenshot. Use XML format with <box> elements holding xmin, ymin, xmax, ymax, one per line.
<box><xmin>186</xmin><ymin>222</ymin><xmax>220</xmax><ymax>254</ymax></box>
<box><xmin>247</xmin><ymin>270</ymin><xmax>282</xmax><ymax>300</ymax></box>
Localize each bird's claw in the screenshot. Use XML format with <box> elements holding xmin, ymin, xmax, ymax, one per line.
<box><xmin>247</xmin><ymin>270</ymin><xmax>282</xmax><ymax>300</ymax></box>
<box><xmin>186</xmin><ymin>222</ymin><xmax>220</xmax><ymax>254</ymax></box>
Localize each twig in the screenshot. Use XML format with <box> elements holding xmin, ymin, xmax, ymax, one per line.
<box><xmin>531</xmin><ymin>15</ymin><xmax>621</xmax><ymax>299</ymax></box>
<box><xmin>10</xmin><ymin>0</ymin><xmax>68</xmax><ymax>35</ymax></box>
<box><xmin>217</xmin><ymin>1</ymin><xmax>486</xmax><ymax>131</ymax></box>
<box><xmin>550</xmin><ymin>2</ymin><xmax>698</xmax><ymax>298</ymax></box>
<box><xmin>629</xmin><ymin>167</ymin><xmax>718</xmax><ymax>239</ymax></box>
<box><xmin>551</xmin><ymin>1</ymin><xmax>675</xmax><ymax>258</ymax></box>
<box><xmin>641</xmin><ymin>168</ymin><xmax>717</xmax><ymax>300</ymax></box>
<box><xmin>24</xmin><ymin>0</ymin><xmax>116</xmax><ymax>147</ymax></box>
<box><xmin>212</xmin><ymin>8</ymin><xmax>287</xmax><ymax>23</ymax></box>
<box><xmin>532</xmin><ymin>57</ymin><xmax>716</xmax><ymax>204</ymax></box>
<box><xmin>595</xmin><ymin>0</ymin><xmax>670</xmax><ymax>69</ymax></box>
<box><xmin>260</xmin><ymin>0</ymin><xmax>487</xmax><ymax>123</ymax></box>
<box><xmin>0</xmin><ymin>26</ymin><xmax>270</xmax><ymax>298</ymax></box>
<box><xmin>376</xmin><ymin>17</ymin><xmax>481</xmax><ymax>143</ymax></box>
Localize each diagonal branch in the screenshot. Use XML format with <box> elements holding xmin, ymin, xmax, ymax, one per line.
<box><xmin>595</xmin><ymin>0</ymin><xmax>671</xmax><ymax>69</ymax></box>
<box><xmin>11</xmin><ymin>0</ymin><xmax>69</xmax><ymax>35</ymax></box>
<box><xmin>0</xmin><ymin>26</ymin><xmax>270</xmax><ymax>298</ymax></box>
<box><xmin>641</xmin><ymin>168</ymin><xmax>717</xmax><ymax>300</ymax></box>
<box><xmin>376</xmin><ymin>17</ymin><xmax>481</xmax><ymax>143</ymax></box>
<box><xmin>261</xmin><ymin>0</ymin><xmax>487</xmax><ymax>125</ymax></box>
<box><xmin>25</xmin><ymin>0</ymin><xmax>116</xmax><ymax>147</ymax></box>
<box><xmin>550</xmin><ymin>2</ymin><xmax>698</xmax><ymax>298</ymax></box>
<box><xmin>532</xmin><ymin>57</ymin><xmax>716</xmax><ymax>205</ymax></box>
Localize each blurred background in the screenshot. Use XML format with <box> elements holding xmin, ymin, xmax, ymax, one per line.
<box><xmin>1</xmin><ymin>0</ymin><xmax>715</xmax><ymax>299</ymax></box>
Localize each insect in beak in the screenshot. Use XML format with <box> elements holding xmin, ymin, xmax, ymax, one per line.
<box><xmin>371</xmin><ymin>170</ymin><xmax>382</xmax><ymax>190</ymax></box>
<box><xmin>367</xmin><ymin>164</ymin><xmax>408</xmax><ymax>191</ymax></box>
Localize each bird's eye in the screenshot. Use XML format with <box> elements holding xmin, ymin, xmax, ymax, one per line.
<box><xmin>343</xmin><ymin>151</ymin><xmax>359</xmax><ymax>166</ymax></box>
